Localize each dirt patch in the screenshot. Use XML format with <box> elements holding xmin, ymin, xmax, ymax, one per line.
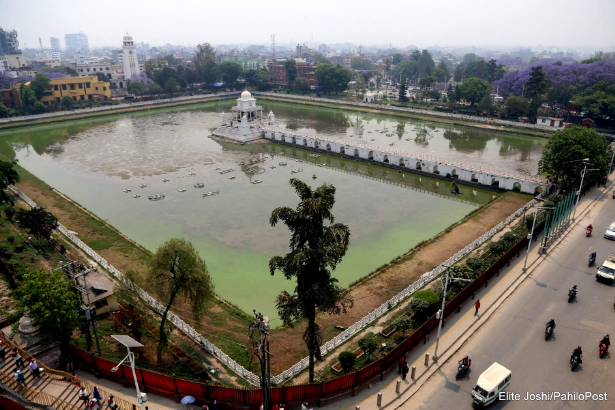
<box><xmin>269</xmin><ymin>193</ymin><xmax>529</xmax><ymax>374</ymax></box>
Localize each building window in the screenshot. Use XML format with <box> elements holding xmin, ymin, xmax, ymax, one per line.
<box><xmin>95</xmin><ymin>87</ymin><xmax>98</xmax><ymax>90</ymax></box>
<box><xmin>78</xmin><ymin>83</ymin><xmax>83</xmax><ymax>89</ymax></box>
<box><xmin>55</xmin><ymin>98</ymin><xmax>60</xmax><ymax>102</ymax></box>
<box><xmin>70</xmin><ymin>84</ymin><xmax>75</xmax><ymax>90</ymax></box>
<box><xmin>88</xmin><ymin>95</ymin><xmax>93</xmax><ymax>100</ymax></box>
<box><xmin>103</xmin><ymin>87</ymin><xmax>107</xmax><ymax>91</ymax></box>
<box><xmin>62</xmin><ymin>84</ymin><xmax>67</xmax><ymax>90</ymax></box>
<box><xmin>80</xmin><ymin>95</ymin><xmax>84</xmax><ymax>100</ymax></box>
<box><xmin>86</xmin><ymin>82</ymin><xmax>91</xmax><ymax>88</ymax></box>
<box><xmin>54</xmin><ymin>85</ymin><xmax>59</xmax><ymax>91</ymax></box>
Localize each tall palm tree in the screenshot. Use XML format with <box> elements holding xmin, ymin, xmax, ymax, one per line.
<box><xmin>269</xmin><ymin>179</ymin><xmax>353</xmax><ymax>383</ymax></box>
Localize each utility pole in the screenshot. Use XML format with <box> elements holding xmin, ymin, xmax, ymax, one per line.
<box><xmin>59</xmin><ymin>262</ymin><xmax>102</xmax><ymax>356</ymax></box>
<box><xmin>248</xmin><ymin>310</ymin><xmax>272</xmax><ymax>409</ymax></box>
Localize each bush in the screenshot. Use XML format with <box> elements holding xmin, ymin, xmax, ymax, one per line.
<box><xmin>488</xmin><ymin>241</ymin><xmax>506</xmax><ymax>255</ymax></box>
<box><xmin>358</xmin><ymin>333</ymin><xmax>379</xmax><ymax>361</ymax></box>
<box><xmin>395</xmin><ymin>315</ymin><xmax>412</xmax><ymax>336</ymax></box>
<box><xmin>0</xmin><ymin>244</ymin><xmax>13</xmax><ymax>259</ymax></box>
<box><xmin>502</xmin><ymin>232</ymin><xmax>518</xmax><ymax>245</ymax></box>
<box><xmin>409</xmin><ymin>298</ymin><xmax>431</xmax><ymax>323</ymax></box>
<box><xmin>525</xmin><ymin>214</ymin><xmax>535</xmax><ymax>231</ymax></box>
<box><xmin>466</xmin><ymin>257</ymin><xmax>484</xmax><ymax>272</ymax></box>
<box><xmin>7</xmin><ymin>235</ymin><xmax>15</xmax><ymax>243</ymax></box>
<box><xmin>4</xmin><ymin>207</ymin><xmax>15</xmax><ymax>221</ymax></box>
<box><xmin>413</xmin><ymin>290</ymin><xmax>440</xmax><ymax>307</ymax></box>
<box><xmin>338</xmin><ymin>351</ymin><xmax>356</xmax><ymax>373</ymax></box>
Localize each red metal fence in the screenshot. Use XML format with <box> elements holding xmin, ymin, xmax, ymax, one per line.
<box><xmin>73</xmin><ymin>221</ymin><xmax>543</xmax><ymax>407</ymax></box>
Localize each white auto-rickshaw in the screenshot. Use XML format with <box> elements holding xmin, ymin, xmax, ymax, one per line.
<box><xmin>471</xmin><ymin>362</ymin><xmax>511</xmax><ymax>407</ymax></box>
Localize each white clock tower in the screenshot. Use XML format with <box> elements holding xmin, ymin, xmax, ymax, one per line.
<box><xmin>122</xmin><ymin>32</ymin><xmax>140</xmax><ymax>80</ymax></box>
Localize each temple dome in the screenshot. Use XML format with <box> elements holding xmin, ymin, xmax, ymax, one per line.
<box><xmin>123</xmin><ymin>33</ymin><xmax>133</xmax><ymax>41</ymax></box>
<box><xmin>241</xmin><ymin>90</ymin><xmax>252</xmax><ymax>100</ymax></box>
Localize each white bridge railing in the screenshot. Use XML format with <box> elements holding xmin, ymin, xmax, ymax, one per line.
<box><xmin>261</xmin><ymin>125</ymin><xmax>548</xmax><ymax>184</ymax></box>
<box><xmin>9</xmin><ymin>178</ymin><xmax>536</xmax><ymax>386</ymax></box>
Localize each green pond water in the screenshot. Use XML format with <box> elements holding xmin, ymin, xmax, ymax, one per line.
<box><xmin>0</xmin><ymin>100</ymin><xmax>542</xmax><ymax>324</ymax></box>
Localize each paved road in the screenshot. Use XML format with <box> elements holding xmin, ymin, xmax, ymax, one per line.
<box><xmin>408</xmin><ymin>194</ymin><xmax>615</xmax><ymax>409</ymax></box>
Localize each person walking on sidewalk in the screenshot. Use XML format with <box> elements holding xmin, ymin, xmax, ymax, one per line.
<box><xmin>14</xmin><ymin>369</ymin><xmax>27</xmax><ymax>387</ymax></box>
<box><xmin>474</xmin><ymin>300</ymin><xmax>481</xmax><ymax>316</ymax></box>
<box><xmin>398</xmin><ymin>355</ymin><xmax>406</xmax><ymax>374</ymax></box>
<box><xmin>28</xmin><ymin>360</ymin><xmax>40</xmax><ymax>379</ymax></box>
<box><xmin>10</xmin><ymin>348</ymin><xmax>24</xmax><ymax>369</ymax></box>
<box><xmin>401</xmin><ymin>362</ymin><xmax>409</xmax><ymax>380</ymax></box>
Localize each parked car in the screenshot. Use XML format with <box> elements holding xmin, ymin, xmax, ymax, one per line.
<box><xmin>604</xmin><ymin>222</ymin><xmax>615</xmax><ymax>240</ymax></box>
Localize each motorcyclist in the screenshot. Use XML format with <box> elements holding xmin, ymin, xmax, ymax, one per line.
<box><xmin>600</xmin><ymin>335</ymin><xmax>610</xmax><ymax>347</ymax></box>
<box><xmin>590</xmin><ymin>251</ymin><xmax>597</xmax><ymax>261</ymax></box>
<box><xmin>569</xmin><ymin>285</ymin><xmax>577</xmax><ymax>295</ymax></box>
<box><xmin>546</xmin><ymin>319</ymin><xmax>556</xmax><ymax>330</ymax></box>
<box><xmin>587</xmin><ymin>224</ymin><xmax>593</xmax><ymax>232</ymax></box>
<box><xmin>458</xmin><ymin>355</ymin><xmax>471</xmax><ymax>369</ymax></box>
<box><xmin>572</xmin><ymin>346</ymin><xmax>583</xmax><ymax>363</ymax></box>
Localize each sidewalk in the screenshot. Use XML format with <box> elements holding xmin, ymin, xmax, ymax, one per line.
<box><xmin>329</xmin><ymin>180</ymin><xmax>612</xmax><ymax>410</ymax></box>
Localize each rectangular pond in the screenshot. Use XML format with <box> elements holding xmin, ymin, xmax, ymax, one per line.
<box><xmin>0</xmin><ymin>100</ymin><xmax>528</xmax><ymax>324</ymax></box>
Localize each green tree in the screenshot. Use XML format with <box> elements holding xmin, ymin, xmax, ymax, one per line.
<box><xmin>20</xmin><ymin>85</ymin><xmax>37</xmax><ymax>110</ymax></box>
<box><xmin>95</xmin><ymin>72</ymin><xmax>111</xmax><ymax>82</ymax></box>
<box><xmin>16</xmin><ymin>207</ymin><xmax>58</xmax><ymax>240</ymax></box>
<box><xmin>269</xmin><ymin>179</ymin><xmax>353</xmax><ymax>383</ymax></box>
<box><xmin>417</xmin><ymin>49</ymin><xmax>435</xmax><ymax>75</ymax></box>
<box><xmin>127</xmin><ymin>81</ymin><xmax>145</xmax><ymax>97</ymax></box>
<box><xmin>432</xmin><ymin>67</ymin><xmax>446</xmax><ymax>83</ymax></box>
<box><xmin>350</xmin><ymin>58</ymin><xmax>375</xmax><ymax>70</ymax></box>
<box><xmin>460</xmin><ymin>77</ymin><xmax>492</xmax><ymax>105</ymax></box>
<box><xmin>437</xmin><ymin>60</ymin><xmax>450</xmax><ymax>79</ymax></box>
<box><xmin>538</xmin><ymin>127</ymin><xmax>611</xmax><ymax>187</ymax></box>
<box><xmin>338</xmin><ymin>351</ymin><xmax>356</xmax><ymax>373</ymax></box>
<box><xmin>28</xmin><ymin>74</ymin><xmax>52</xmax><ymax>100</ymax></box>
<box><xmin>146</xmin><ymin>238</ymin><xmax>214</xmax><ymax>363</ymax></box>
<box><xmin>13</xmin><ymin>269</ymin><xmax>81</xmax><ymax>344</ymax></box>
<box><xmin>31</xmin><ymin>101</ymin><xmax>46</xmax><ymax>114</ymax></box>
<box><xmin>409</xmin><ymin>298</ymin><xmax>430</xmax><ymax>322</ymax></box>
<box><xmin>147</xmin><ymin>83</ymin><xmax>163</xmax><ymax>96</ymax></box>
<box><xmin>398</xmin><ymin>80</ymin><xmax>408</xmax><ymax>102</ymax></box>
<box><xmin>313</xmin><ymin>53</ymin><xmax>330</xmax><ymax>64</ymax></box>
<box><xmin>504</xmin><ymin>96</ymin><xmax>529</xmax><ymax>117</ymax></box>
<box><xmin>0</xmin><ymin>160</ymin><xmax>19</xmax><ymax>203</ymax></box>
<box><xmin>393</xmin><ymin>60</ymin><xmax>418</xmax><ymax>82</ymax></box>
<box><xmin>164</xmin><ymin>78</ymin><xmax>180</xmax><ymax>96</ymax></box>
<box><xmin>143</xmin><ymin>59</ymin><xmax>159</xmax><ymax>80</ymax></box>
<box><xmin>284</xmin><ymin>59</ymin><xmax>298</xmax><ymax>89</ymax></box>
<box><xmin>193</xmin><ymin>43</ymin><xmax>217</xmax><ymax>84</ymax></box>
<box><xmin>573</xmin><ymin>81</ymin><xmax>615</xmax><ymax>119</ymax></box>
<box><xmin>255</xmin><ymin>69</ymin><xmax>270</xmax><ymax>90</ymax></box>
<box><xmin>358</xmin><ymin>333</ymin><xmax>379</xmax><ymax>361</ymax></box>
<box><xmin>392</xmin><ymin>53</ymin><xmax>403</xmax><ymax>65</ymax></box>
<box><xmin>478</xmin><ymin>93</ymin><xmax>493</xmax><ymax>114</ymax></box>
<box><xmin>214</xmin><ymin>62</ymin><xmax>243</xmax><ymax>87</ymax></box>
<box><xmin>488</xmin><ymin>241</ymin><xmax>506</xmax><ymax>255</ymax></box>
<box><xmin>466</xmin><ymin>257</ymin><xmax>484</xmax><ymax>272</ymax></box>
<box><xmin>0</xmin><ymin>105</ymin><xmax>15</xmax><ymax>118</ymax></box>
<box><xmin>395</xmin><ymin>315</ymin><xmax>412</xmax><ymax>336</ymax></box>
<box><xmin>526</xmin><ymin>66</ymin><xmax>548</xmax><ymax>102</ymax></box>
<box><xmin>462</xmin><ymin>53</ymin><xmax>482</xmax><ymax>65</ymax></box>
<box><xmin>454</xmin><ymin>63</ymin><xmax>465</xmax><ymax>82</ymax></box>
<box><xmin>419</xmin><ymin>76</ymin><xmax>436</xmax><ymax>89</ymax></box>
<box><xmin>61</xmin><ymin>95</ymin><xmax>73</xmax><ymax>110</ymax></box>
<box><xmin>295</xmin><ymin>77</ymin><xmax>310</xmax><ymax>93</ymax></box>
<box><xmin>314</xmin><ymin>64</ymin><xmax>352</xmax><ymax>95</ymax></box>
<box><xmin>243</xmin><ymin>69</ymin><xmax>258</xmax><ymax>86</ymax></box>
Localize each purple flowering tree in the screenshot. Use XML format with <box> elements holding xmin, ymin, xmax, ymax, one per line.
<box><xmin>494</xmin><ymin>60</ymin><xmax>615</xmax><ymax>96</ymax></box>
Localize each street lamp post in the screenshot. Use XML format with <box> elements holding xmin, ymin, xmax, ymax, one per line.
<box><xmin>522</xmin><ymin>205</ymin><xmax>554</xmax><ymax>272</ymax></box>
<box><xmin>572</xmin><ymin>163</ymin><xmax>599</xmax><ymax>221</ymax></box>
<box><xmin>111</xmin><ymin>335</ymin><xmax>146</xmax><ymax>410</ymax></box>
<box><xmin>433</xmin><ymin>266</ymin><xmax>472</xmax><ymax>361</ymax></box>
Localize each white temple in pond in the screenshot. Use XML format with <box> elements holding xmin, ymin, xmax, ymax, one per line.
<box><xmin>211</xmin><ymin>91</ymin><xmax>275</xmax><ymax>144</ymax></box>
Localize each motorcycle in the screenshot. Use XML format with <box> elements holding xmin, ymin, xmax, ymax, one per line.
<box><xmin>586</xmin><ymin>227</ymin><xmax>592</xmax><ymax>237</ymax></box>
<box><xmin>589</xmin><ymin>253</ymin><xmax>596</xmax><ymax>267</ymax></box>
<box><xmin>599</xmin><ymin>343</ymin><xmax>609</xmax><ymax>358</ymax></box>
<box><xmin>568</xmin><ymin>289</ymin><xmax>577</xmax><ymax>303</ymax></box>
<box><xmin>456</xmin><ymin>362</ymin><xmax>470</xmax><ymax>380</ymax></box>
<box><xmin>545</xmin><ymin>326</ymin><xmax>553</xmax><ymax>340</ymax></box>
<box><xmin>570</xmin><ymin>356</ymin><xmax>579</xmax><ymax>371</ymax></box>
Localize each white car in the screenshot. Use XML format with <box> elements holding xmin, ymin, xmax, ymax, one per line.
<box><xmin>604</xmin><ymin>222</ymin><xmax>615</xmax><ymax>240</ymax></box>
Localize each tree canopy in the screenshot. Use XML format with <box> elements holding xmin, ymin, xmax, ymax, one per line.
<box><xmin>284</xmin><ymin>59</ymin><xmax>298</xmax><ymax>89</ymax></box>
<box><xmin>0</xmin><ymin>160</ymin><xmax>19</xmax><ymax>203</ymax></box>
<box><xmin>146</xmin><ymin>238</ymin><xmax>214</xmax><ymax>363</ymax></box>
<box><xmin>16</xmin><ymin>207</ymin><xmax>58</xmax><ymax>240</ymax></box>
<box><xmin>460</xmin><ymin>77</ymin><xmax>492</xmax><ymax>105</ymax></box>
<box><xmin>214</xmin><ymin>62</ymin><xmax>243</xmax><ymax>87</ymax></box>
<box><xmin>13</xmin><ymin>269</ymin><xmax>81</xmax><ymax>344</ymax></box>
<box><xmin>573</xmin><ymin>81</ymin><xmax>615</xmax><ymax>119</ymax></box>
<box><xmin>314</xmin><ymin>64</ymin><xmax>352</xmax><ymax>95</ymax></box>
<box><xmin>350</xmin><ymin>58</ymin><xmax>375</xmax><ymax>70</ymax></box>
<box><xmin>269</xmin><ymin>179</ymin><xmax>352</xmax><ymax>382</ymax></box>
<box><xmin>28</xmin><ymin>74</ymin><xmax>52</xmax><ymax>100</ymax></box>
<box><xmin>538</xmin><ymin>127</ymin><xmax>611</xmax><ymax>187</ymax></box>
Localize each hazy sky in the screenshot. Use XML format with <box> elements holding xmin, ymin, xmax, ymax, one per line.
<box><xmin>2</xmin><ymin>0</ymin><xmax>614</xmax><ymax>50</ymax></box>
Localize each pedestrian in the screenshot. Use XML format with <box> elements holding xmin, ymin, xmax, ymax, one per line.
<box><xmin>474</xmin><ymin>299</ymin><xmax>481</xmax><ymax>316</ymax></box>
<box><xmin>65</xmin><ymin>353</ymin><xmax>74</xmax><ymax>372</ymax></box>
<box><xmin>93</xmin><ymin>386</ymin><xmax>102</xmax><ymax>404</ymax></box>
<box><xmin>79</xmin><ymin>387</ymin><xmax>89</xmax><ymax>406</ymax></box>
<box><xmin>132</xmin><ymin>405</ymin><xmax>137</xmax><ymax>410</ymax></box>
<box><xmin>71</xmin><ymin>373</ymin><xmax>82</xmax><ymax>388</ymax></box>
<box><xmin>212</xmin><ymin>400</ymin><xmax>218</xmax><ymax>410</ymax></box>
<box><xmin>14</xmin><ymin>369</ymin><xmax>27</xmax><ymax>387</ymax></box>
<box><xmin>401</xmin><ymin>362</ymin><xmax>409</xmax><ymax>380</ymax></box>
<box><xmin>398</xmin><ymin>355</ymin><xmax>406</xmax><ymax>374</ymax></box>
<box><xmin>202</xmin><ymin>405</ymin><xmax>208</xmax><ymax>410</ymax></box>
<box><xmin>10</xmin><ymin>348</ymin><xmax>24</xmax><ymax>369</ymax></box>
<box><xmin>29</xmin><ymin>360</ymin><xmax>40</xmax><ymax>379</ymax></box>
<box><xmin>107</xmin><ymin>395</ymin><xmax>118</xmax><ymax>410</ymax></box>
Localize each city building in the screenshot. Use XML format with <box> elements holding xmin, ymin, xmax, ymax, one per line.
<box><xmin>76</xmin><ymin>62</ymin><xmax>112</xmax><ymax>79</ymax></box>
<box><xmin>31</xmin><ymin>58</ymin><xmax>61</xmax><ymax>69</ymax></box>
<box><xmin>318</xmin><ymin>44</ymin><xmax>329</xmax><ymax>54</ymax></box>
<box><xmin>64</xmin><ymin>32</ymin><xmax>89</xmax><ymax>52</ymax></box>
<box><xmin>111</xmin><ymin>49</ymin><xmax>124</xmax><ymax>65</ymax></box>
<box><xmin>4</xmin><ymin>54</ymin><xmax>27</xmax><ymax>69</ymax></box>
<box><xmin>75</xmin><ymin>270</ymin><xmax>119</xmax><ymax>316</ymax></box>
<box><xmin>121</xmin><ymin>33</ymin><xmax>140</xmax><ymax>80</ymax></box>
<box><xmin>267</xmin><ymin>58</ymin><xmax>318</xmax><ymax>88</ymax></box>
<box><xmin>35</xmin><ymin>49</ymin><xmax>61</xmax><ymax>60</ymax></box>
<box><xmin>344</xmin><ymin>52</ymin><xmax>365</xmax><ymax>68</ymax></box>
<box><xmin>0</xmin><ymin>55</ymin><xmax>8</xmax><ymax>71</ymax></box>
<box><xmin>0</xmin><ymin>27</ymin><xmax>20</xmax><ymax>55</ymax></box>
<box><xmin>0</xmin><ymin>75</ymin><xmax>112</xmax><ymax>108</ymax></box>
<box><xmin>536</xmin><ymin>116</ymin><xmax>563</xmax><ymax>127</ymax></box>
<box><xmin>50</xmin><ymin>37</ymin><xmax>61</xmax><ymax>51</ymax></box>
<box><xmin>212</xmin><ymin>90</ymin><xmax>270</xmax><ymax>144</ymax></box>
<box><xmin>217</xmin><ymin>55</ymin><xmax>260</xmax><ymax>70</ymax></box>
